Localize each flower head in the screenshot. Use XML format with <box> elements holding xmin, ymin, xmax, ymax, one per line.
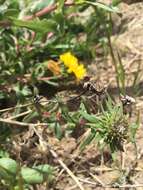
<box><xmin>74</xmin><ymin>64</ymin><xmax>87</xmax><ymax>80</ymax></box>
<box><xmin>60</xmin><ymin>52</ymin><xmax>86</xmax><ymax>80</ymax></box>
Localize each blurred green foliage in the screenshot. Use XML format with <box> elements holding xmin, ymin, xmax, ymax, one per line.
<box><xmin>0</xmin><ymin>0</ymin><xmax>120</xmax><ymax>105</ymax></box>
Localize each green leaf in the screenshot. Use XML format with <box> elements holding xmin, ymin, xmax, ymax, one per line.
<box><xmin>0</xmin><ymin>93</ymin><xmax>5</xmax><ymax>99</ymax></box>
<box><xmin>44</xmin><ymin>80</ymin><xmax>59</xmax><ymax>87</ymax></box>
<box><xmin>0</xmin><ymin>166</ymin><xmax>12</xmax><ymax>181</ymax></box>
<box><xmin>54</xmin><ymin>122</ymin><xmax>62</xmax><ymax>140</ymax></box>
<box><xmin>34</xmin><ymin>64</ymin><xmax>45</xmax><ymax>77</ymax></box>
<box><xmin>105</xmin><ymin>96</ymin><xmax>114</xmax><ymax>113</ymax></box>
<box><xmin>10</xmin><ymin>18</ymin><xmax>56</xmax><ymax>34</ymax></box>
<box><xmin>75</xmin><ymin>0</ymin><xmax>85</xmax><ymax>4</ymax></box>
<box><xmin>33</xmin><ymin>164</ymin><xmax>54</xmax><ymax>175</ymax></box>
<box><xmin>4</xmin><ymin>9</ymin><xmax>19</xmax><ymax>18</ymax></box>
<box><xmin>0</xmin><ymin>158</ymin><xmax>18</xmax><ymax>177</ymax></box>
<box><xmin>57</xmin><ymin>0</ymin><xmax>65</xmax><ymax>12</ymax></box>
<box><xmin>79</xmin><ymin>102</ymin><xmax>99</xmax><ymax>123</ymax></box>
<box><xmin>33</xmin><ymin>164</ymin><xmax>54</xmax><ymax>182</ymax></box>
<box><xmin>79</xmin><ymin>102</ymin><xmax>87</xmax><ymax>113</ymax></box>
<box><xmin>80</xmin><ymin>132</ymin><xmax>95</xmax><ymax>151</ymax></box>
<box><xmin>112</xmin><ymin>0</ymin><xmax>122</xmax><ymax>6</ymax></box>
<box><xmin>21</xmin><ymin>167</ymin><xmax>44</xmax><ymax>184</ymax></box>
<box><xmin>85</xmin><ymin>1</ymin><xmax>120</xmax><ymax>13</ymax></box>
<box><xmin>13</xmin><ymin>85</ymin><xmax>32</xmax><ymax>98</ymax></box>
<box><xmin>80</xmin><ymin>110</ymin><xmax>98</xmax><ymax>123</ymax></box>
<box><xmin>0</xmin><ymin>149</ymin><xmax>9</xmax><ymax>158</ymax></box>
<box><xmin>111</xmin><ymin>151</ymin><xmax>117</xmax><ymax>161</ymax></box>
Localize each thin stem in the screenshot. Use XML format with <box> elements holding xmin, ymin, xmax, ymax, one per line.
<box><xmin>32</xmin><ymin>126</ymin><xmax>85</xmax><ymax>190</ymax></box>
<box><xmin>78</xmin><ymin>178</ymin><xmax>143</xmax><ymax>188</ymax></box>
<box><xmin>0</xmin><ymin>118</ymin><xmax>48</xmax><ymax>127</ymax></box>
<box><xmin>8</xmin><ymin>110</ymin><xmax>31</xmax><ymax>120</ymax></box>
<box><xmin>107</xmin><ymin>13</ymin><xmax>120</xmax><ymax>90</ymax></box>
<box><xmin>23</xmin><ymin>1</ymin><xmax>75</xmax><ymax>20</ymax></box>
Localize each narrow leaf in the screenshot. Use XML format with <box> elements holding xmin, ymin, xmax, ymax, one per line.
<box><xmin>85</xmin><ymin>1</ymin><xmax>120</xmax><ymax>13</ymax></box>
<box><xmin>10</xmin><ymin>18</ymin><xmax>56</xmax><ymax>33</ymax></box>
<box><xmin>80</xmin><ymin>132</ymin><xmax>95</xmax><ymax>151</ymax></box>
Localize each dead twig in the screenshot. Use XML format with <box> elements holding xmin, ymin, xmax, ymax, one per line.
<box><xmin>77</xmin><ymin>160</ymin><xmax>105</xmax><ymax>187</ymax></box>
<box><xmin>32</xmin><ymin>126</ymin><xmax>85</xmax><ymax>190</ymax></box>
<box><xmin>78</xmin><ymin>178</ymin><xmax>143</xmax><ymax>188</ymax></box>
<box><xmin>89</xmin><ymin>172</ymin><xmax>105</xmax><ymax>187</ymax></box>
<box><xmin>0</xmin><ymin>99</ymin><xmax>49</xmax><ymax>113</ymax></box>
<box><xmin>8</xmin><ymin>110</ymin><xmax>32</xmax><ymax>120</ymax></box>
<box><xmin>0</xmin><ymin>103</ymin><xmax>33</xmax><ymax>113</ymax></box>
<box><xmin>23</xmin><ymin>1</ymin><xmax>74</xmax><ymax>20</ymax></box>
<box><xmin>91</xmin><ymin>166</ymin><xmax>143</xmax><ymax>172</ymax></box>
<box><xmin>0</xmin><ymin>118</ymin><xmax>48</xmax><ymax>127</ymax></box>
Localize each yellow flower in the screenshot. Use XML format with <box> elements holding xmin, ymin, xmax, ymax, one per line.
<box><xmin>60</xmin><ymin>52</ymin><xmax>78</xmax><ymax>68</ymax></box>
<box><xmin>74</xmin><ymin>64</ymin><xmax>87</xmax><ymax>80</ymax></box>
<box><xmin>60</xmin><ymin>52</ymin><xmax>86</xmax><ymax>80</ymax></box>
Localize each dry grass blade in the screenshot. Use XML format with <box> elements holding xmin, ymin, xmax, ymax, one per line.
<box><xmin>89</xmin><ymin>172</ymin><xmax>105</xmax><ymax>186</ymax></box>
<box><xmin>0</xmin><ymin>99</ymin><xmax>49</xmax><ymax>113</ymax></box>
<box><xmin>32</xmin><ymin>126</ymin><xmax>85</xmax><ymax>190</ymax></box>
<box><xmin>79</xmin><ymin>178</ymin><xmax>143</xmax><ymax>188</ymax></box>
<box><xmin>0</xmin><ymin>103</ymin><xmax>33</xmax><ymax>113</ymax></box>
<box><xmin>8</xmin><ymin>110</ymin><xmax>32</xmax><ymax>120</ymax></box>
<box><xmin>0</xmin><ymin>118</ymin><xmax>48</xmax><ymax>127</ymax></box>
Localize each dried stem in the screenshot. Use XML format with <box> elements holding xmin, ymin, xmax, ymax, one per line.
<box><xmin>8</xmin><ymin>110</ymin><xmax>32</xmax><ymax>120</ymax></box>
<box><xmin>23</xmin><ymin>1</ymin><xmax>74</xmax><ymax>20</ymax></box>
<box><xmin>32</xmin><ymin>126</ymin><xmax>85</xmax><ymax>190</ymax></box>
<box><xmin>79</xmin><ymin>178</ymin><xmax>143</xmax><ymax>188</ymax></box>
<box><xmin>0</xmin><ymin>118</ymin><xmax>48</xmax><ymax>127</ymax></box>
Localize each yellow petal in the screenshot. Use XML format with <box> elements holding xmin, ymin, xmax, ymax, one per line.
<box><xmin>74</xmin><ymin>64</ymin><xmax>86</xmax><ymax>80</ymax></box>
<box><xmin>59</xmin><ymin>52</ymin><xmax>87</xmax><ymax>80</ymax></box>
<box><xmin>60</xmin><ymin>52</ymin><xmax>78</xmax><ymax>68</ymax></box>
